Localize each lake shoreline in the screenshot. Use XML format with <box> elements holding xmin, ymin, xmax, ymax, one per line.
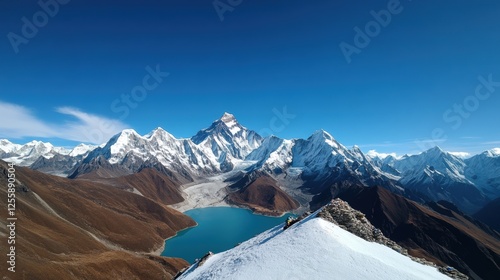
<box><xmin>160</xmin><ymin>206</ymin><xmax>290</xmax><ymax>262</ymax></box>
<box><xmin>155</xmin><ymin>205</ymin><xmax>296</xmax><ymax>258</ymax></box>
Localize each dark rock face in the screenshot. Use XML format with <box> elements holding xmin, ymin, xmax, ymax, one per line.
<box><xmin>68</xmin><ymin>155</ymin><xmax>132</xmax><ymax>179</ymax></box>
<box><xmin>474</xmin><ymin>198</ymin><xmax>500</xmax><ymax>232</ymax></box>
<box><xmin>402</xmin><ymin>179</ymin><xmax>487</xmax><ymax>214</ymax></box>
<box><xmin>336</xmin><ymin>186</ymin><xmax>500</xmax><ymax>280</ymax></box>
<box><xmin>30</xmin><ymin>153</ymin><xmax>83</xmax><ymax>176</ymax></box>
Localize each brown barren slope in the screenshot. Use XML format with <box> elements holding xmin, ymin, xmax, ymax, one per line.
<box><xmin>82</xmin><ymin>168</ymin><xmax>185</xmax><ymax>206</ymax></box>
<box><xmin>338</xmin><ymin>186</ymin><xmax>500</xmax><ymax>280</ymax></box>
<box><xmin>227</xmin><ymin>175</ymin><xmax>299</xmax><ymax>216</ymax></box>
<box><xmin>0</xmin><ymin>161</ymin><xmax>195</xmax><ymax>280</ymax></box>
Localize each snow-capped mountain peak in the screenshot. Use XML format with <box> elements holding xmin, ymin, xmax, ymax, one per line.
<box><xmin>1</xmin><ymin>140</ymin><xmax>65</xmax><ymax>166</ymax></box>
<box><xmin>424</xmin><ymin>145</ymin><xmax>444</xmax><ymax>156</ymax></box>
<box><xmin>393</xmin><ymin>146</ymin><xmax>466</xmax><ymax>177</ymax></box>
<box><xmin>110</xmin><ymin>129</ymin><xmax>137</xmax><ymax>142</ymax></box>
<box><xmin>350</xmin><ymin>145</ymin><xmax>366</xmax><ymax>162</ymax></box>
<box><xmin>485</xmin><ymin>148</ymin><xmax>500</xmax><ymax>157</ymax></box>
<box><xmin>194</xmin><ymin>112</ymin><xmax>244</xmax><ymax>139</ymax></box>
<box><xmin>145</xmin><ymin>127</ymin><xmax>176</xmax><ymax>141</ymax></box>
<box><xmin>69</xmin><ymin>143</ymin><xmax>96</xmax><ymax>157</ymax></box>
<box><xmin>18</xmin><ymin>140</ymin><xmax>54</xmax><ymax>157</ymax></box>
<box><xmin>191</xmin><ymin>113</ymin><xmax>263</xmax><ymax>160</ymax></box>
<box><xmin>464</xmin><ymin>148</ymin><xmax>500</xmax><ymax>199</ymax></box>
<box><xmin>310</xmin><ymin>129</ymin><xmax>335</xmax><ymax>141</ymax></box>
<box><xmin>220</xmin><ymin>112</ymin><xmax>236</xmax><ymax>123</ymax></box>
<box><xmin>247</xmin><ymin>129</ymin><xmax>398</xmax><ymax>188</ymax></box>
<box><xmin>305</xmin><ymin>129</ymin><xmax>351</xmax><ymax>157</ymax></box>
<box><xmin>0</xmin><ymin>139</ymin><xmax>22</xmax><ymax>153</ymax></box>
<box><xmin>109</xmin><ymin>129</ymin><xmax>141</xmax><ymax>145</ymax></box>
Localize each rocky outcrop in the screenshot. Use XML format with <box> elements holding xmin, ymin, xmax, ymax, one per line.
<box><xmin>30</xmin><ymin>153</ymin><xmax>83</xmax><ymax>176</ymax></box>
<box><xmin>318</xmin><ymin>199</ymin><xmax>468</xmax><ymax>280</ymax></box>
<box><xmin>336</xmin><ymin>186</ymin><xmax>500</xmax><ymax>280</ymax></box>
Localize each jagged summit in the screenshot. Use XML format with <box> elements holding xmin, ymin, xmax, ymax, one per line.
<box><xmin>191</xmin><ymin>113</ymin><xmax>263</xmax><ymax>159</ymax></box>
<box><xmin>119</xmin><ymin>128</ymin><xmax>138</xmax><ymax>135</ymax></box>
<box><xmin>424</xmin><ymin>145</ymin><xmax>445</xmax><ymax>155</ymax></box>
<box><xmin>351</xmin><ymin>145</ymin><xmax>363</xmax><ymax>154</ymax></box>
<box><xmin>485</xmin><ymin>148</ymin><xmax>500</xmax><ymax>157</ymax></box>
<box><xmin>145</xmin><ymin>127</ymin><xmax>176</xmax><ymax>140</ymax></box>
<box><xmin>68</xmin><ymin>143</ymin><xmax>96</xmax><ymax>157</ymax></box>
<box><xmin>193</xmin><ymin>112</ymin><xmax>244</xmax><ymax>140</ymax></box>
<box><xmin>146</xmin><ymin>126</ymin><xmax>167</xmax><ymax>134</ymax></box>
<box><xmin>306</xmin><ymin>129</ymin><xmax>346</xmax><ymax>153</ymax></box>
<box><xmin>219</xmin><ymin>112</ymin><xmax>236</xmax><ymax>123</ymax></box>
<box><xmin>310</xmin><ymin>129</ymin><xmax>335</xmax><ymax>140</ymax></box>
<box><xmin>105</xmin><ymin>129</ymin><xmax>141</xmax><ymax>148</ymax></box>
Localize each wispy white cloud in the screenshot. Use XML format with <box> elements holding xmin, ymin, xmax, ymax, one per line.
<box><xmin>56</xmin><ymin>107</ymin><xmax>129</xmax><ymax>143</ymax></box>
<box><xmin>0</xmin><ymin>101</ymin><xmax>59</xmax><ymax>138</ymax></box>
<box><xmin>0</xmin><ymin>101</ymin><xmax>128</xmax><ymax>144</ymax></box>
<box><xmin>481</xmin><ymin>141</ymin><xmax>500</xmax><ymax>145</ymax></box>
<box><xmin>366</xmin><ymin>150</ymin><xmax>399</xmax><ymax>159</ymax></box>
<box><xmin>460</xmin><ymin>136</ymin><xmax>481</xmax><ymax>140</ymax></box>
<box><xmin>412</xmin><ymin>139</ymin><xmax>447</xmax><ymax>144</ymax></box>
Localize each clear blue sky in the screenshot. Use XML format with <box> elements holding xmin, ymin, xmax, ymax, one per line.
<box><xmin>1</xmin><ymin>0</ymin><xmax>499</xmax><ymax>155</ymax></box>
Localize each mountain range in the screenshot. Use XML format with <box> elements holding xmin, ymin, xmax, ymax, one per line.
<box><xmin>2</xmin><ymin>113</ymin><xmax>498</xmax><ymax>215</ymax></box>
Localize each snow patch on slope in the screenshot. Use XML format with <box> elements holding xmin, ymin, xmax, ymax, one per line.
<box><xmin>486</xmin><ymin>148</ymin><xmax>500</xmax><ymax>157</ymax></box>
<box><xmin>178</xmin><ymin>217</ymin><xmax>450</xmax><ymax>280</ymax></box>
<box><xmin>448</xmin><ymin>152</ymin><xmax>471</xmax><ymax>159</ymax></box>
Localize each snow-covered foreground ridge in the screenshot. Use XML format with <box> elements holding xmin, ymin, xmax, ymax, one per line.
<box><xmin>177</xmin><ymin>206</ymin><xmax>455</xmax><ymax>280</ymax></box>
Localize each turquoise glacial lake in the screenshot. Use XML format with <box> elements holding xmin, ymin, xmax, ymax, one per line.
<box><xmin>162</xmin><ymin>207</ymin><xmax>290</xmax><ymax>263</ymax></box>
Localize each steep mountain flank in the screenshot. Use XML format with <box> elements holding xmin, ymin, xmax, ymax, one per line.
<box><xmin>0</xmin><ymin>161</ymin><xmax>195</xmax><ymax>279</ymax></box>
<box><xmin>227</xmin><ymin>175</ymin><xmax>299</xmax><ymax>216</ymax></box>
<box><xmin>337</xmin><ymin>186</ymin><xmax>500</xmax><ymax>280</ymax></box>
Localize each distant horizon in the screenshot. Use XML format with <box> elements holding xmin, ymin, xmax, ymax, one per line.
<box><xmin>1</xmin><ymin>110</ymin><xmax>498</xmax><ymax>159</ymax></box>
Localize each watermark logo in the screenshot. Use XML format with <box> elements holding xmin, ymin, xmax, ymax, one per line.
<box><xmin>213</xmin><ymin>0</ymin><xmax>243</xmax><ymax>21</ymax></box>
<box><xmin>7</xmin><ymin>0</ymin><xmax>70</xmax><ymax>54</ymax></box>
<box><xmin>339</xmin><ymin>0</ymin><xmax>404</xmax><ymax>63</ymax></box>
<box><xmin>5</xmin><ymin>163</ymin><xmax>17</xmax><ymax>273</ymax></box>
<box><xmin>415</xmin><ymin>74</ymin><xmax>500</xmax><ymax>151</ymax></box>
<box><xmin>258</xmin><ymin>106</ymin><xmax>296</xmax><ymax>137</ymax></box>
<box><xmin>82</xmin><ymin>65</ymin><xmax>169</xmax><ymax>144</ymax></box>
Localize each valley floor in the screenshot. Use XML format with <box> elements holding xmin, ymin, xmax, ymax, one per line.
<box><xmin>172</xmin><ymin>179</ymin><xmax>231</xmax><ymax>212</ymax></box>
